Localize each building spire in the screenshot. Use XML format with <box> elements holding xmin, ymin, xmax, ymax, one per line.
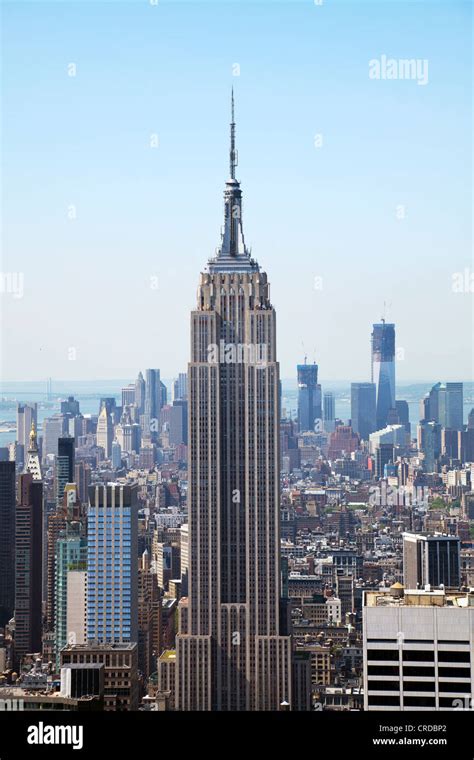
<box><xmin>230</xmin><ymin>87</ymin><xmax>237</xmax><ymax>179</ymax></box>
<box><xmin>29</xmin><ymin>421</ymin><xmax>38</xmax><ymax>452</ymax></box>
<box><xmin>207</xmin><ymin>91</ymin><xmax>258</xmax><ymax>273</ymax></box>
<box><xmin>25</xmin><ymin>421</ymin><xmax>42</xmax><ymax>481</ymax></box>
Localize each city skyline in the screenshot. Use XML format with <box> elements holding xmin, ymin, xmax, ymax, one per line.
<box><xmin>0</xmin><ymin>0</ymin><xmax>473</xmax><ymax>734</ymax></box>
<box><xmin>2</xmin><ymin>0</ymin><xmax>472</xmax><ymax>383</ymax></box>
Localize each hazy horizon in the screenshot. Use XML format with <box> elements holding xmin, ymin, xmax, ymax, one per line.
<box><xmin>2</xmin><ymin>377</ymin><xmax>474</xmax><ymax>388</ymax></box>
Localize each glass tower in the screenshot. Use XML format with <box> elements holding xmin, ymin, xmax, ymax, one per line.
<box><xmin>297</xmin><ymin>361</ymin><xmax>322</xmax><ymax>432</ymax></box>
<box><xmin>371</xmin><ymin>321</ymin><xmax>396</xmax><ymax>430</ymax></box>
<box><xmin>87</xmin><ymin>483</ymin><xmax>138</xmax><ymax>644</ymax></box>
<box><xmin>351</xmin><ymin>382</ymin><xmax>376</xmax><ymax>441</ymax></box>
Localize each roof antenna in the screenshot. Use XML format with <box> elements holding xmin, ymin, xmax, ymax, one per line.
<box><xmin>230</xmin><ymin>87</ymin><xmax>238</xmax><ymax>179</ymax></box>
<box><xmin>301</xmin><ymin>341</ymin><xmax>307</xmax><ymax>364</ymax></box>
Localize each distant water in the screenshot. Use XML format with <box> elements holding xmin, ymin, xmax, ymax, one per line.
<box><xmin>0</xmin><ymin>380</ymin><xmax>128</xmax><ymax>447</ymax></box>
<box><xmin>0</xmin><ymin>379</ymin><xmax>472</xmax><ymax>448</ymax></box>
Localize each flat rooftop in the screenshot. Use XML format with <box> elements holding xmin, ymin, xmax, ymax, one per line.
<box><xmin>61</xmin><ymin>642</ymin><xmax>137</xmax><ymax>651</ymax></box>
<box><xmin>159</xmin><ymin>650</ymin><xmax>177</xmax><ymax>662</ymax></box>
<box><xmin>365</xmin><ymin>589</ymin><xmax>473</xmax><ymax>608</ymax></box>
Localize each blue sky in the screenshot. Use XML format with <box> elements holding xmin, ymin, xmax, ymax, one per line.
<box><xmin>1</xmin><ymin>0</ymin><xmax>472</xmax><ymax>382</ymax></box>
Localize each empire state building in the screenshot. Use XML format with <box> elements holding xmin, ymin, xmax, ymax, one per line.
<box><xmin>175</xmin><ymin>93</ymin><xmax>292</xmax><ymax>711</ymax></box>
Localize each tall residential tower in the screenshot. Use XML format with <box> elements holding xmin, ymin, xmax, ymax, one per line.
<box><xmin>15</xmin><ymin>425</ymin><xmax>43</xmax><ymax>667</ymax></box>
<box><xmin>87</xmin><ymin>483</ymin><xmax>138</xmax><ymax>645</ymax></box>
<box><xmin>0</xmin><ymin>460</ymin><xmax>16</xmax><ymax>627</ymax></box>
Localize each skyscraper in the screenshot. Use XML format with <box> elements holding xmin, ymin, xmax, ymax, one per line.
<box><xmin>66</xmin><ymin>569</ymin><xmax>87</xmax><ymax>648</ymax></box>
<box><xmin>74</xmin><ymin>461</ymin><xmax>91</xmax><ymax>504</ymax></box>
<box><xmin>15</xmin><ymin>425</ymin><xmax>43</xmax><ymax>666</ymax></box>
<box><xmin>135</xmin><ymin>371</ymin><xmax>146</xmax><ymax>415</ymax></box>
<box><xmin>403</xmin><ymin>532</ymin><xmax>461</xmax><ymax>590</ymax></box>
<box><xmin>99</xmin><ymin>397</ymin><xmax>117</xmax><ymax>420</ymax></box>
<box><xmin>58</xmin><ymin>437</ymin><xmax>75</xmax><ymax>481</ymax></box>
<box><xmin>121</xmin><ymin>384</ymin><xmax>136</xmax><ymax>407</ymax></box>
<box><xmin>96</xmin><ymin>405</ymin><xmax>113</xmax><ymax>459</ymax></box>
<box><xmin>46</xmin><ymin>482</ymin><xmax>84</xmax><ymax>635</ymax></box>
<box><xmin>444</xmin><ymin>382</ymin><xmax>463</xmax><ymax>431</ymax></box>
<box><xmin>56</xmin><ymin>436</ymin><xmax>75</xmax><ymax>504</ymax></box>
<box><xmin>16</xmin><ymin>403</ymin><xmax>37</xmax><ymax>462</ymax></box>
<box><xmin>323</xmin><ymin>391</ymin><xmax>335</xmax><ymax>432</ymax></box>
<box><xmin>87</xmin><ymin>483</ymin><xmax>138</xmax><ymax>645</ymax></box>
<box><xmin>458</xmin><ymin>427</ymin><xmax>474</xmax><ymax>464</ymax></box>
<box><xmin>419</xmin><ymin>394</ymin><xmax>431</xmax><ymax>423</ymax></box>
<box><xmin>143</xmin><ymin>369</ymin><xmax>161</xmax><ymax>442</ymax></box>
<box><xmin>173</xmin><ymin>399</ymin><xmax>188</xmax><ymax>445</ymax></box>
<box><xmin>60</xmin><ymin>396</ymin><xmax>80</xmax><ymax>416</ymax></box>
<box><xmin>417</xmin><ymin>420</ymin><xmax>441</xmax><ymax>472</ymax></box>
<box><xmin>374</xmin><ymin>443</ymin><xmax>394</xmax><ymax>478</ymax></box>
<box><xmin>371</xmin><ymin>321</ymin><xmax>396</xmax><ymax>430</ymax></box>
<box><xmin>297</xmin><ymin>360</ymin><xmax>322</xmax><ymax>433</ymax></box>
<box><xmin>351</xmin><ymin>382</ymin><xmax>376</xmax><ymax>441</ymax></box>
<box><xmin>137</xmin><ymin>549</ymin><xmax>161</xmax><ymax>681</ymax></box>
<box><xmin>420</xmin><ymin>382</ymin><xmax>463</xmax><ymax>431</ymax></box>
<box><xmin>112</xmin><ymin>440</ymin><xmax>122</xmax><ymax>469</ymax></box>
<box><xmin>0</xmin><ymin>460</ymin><xmax>16</xmax><ymax>627</ymax></box>
<box><xmin>42</xmin><ymin>415</ymin><xmax>66</xmax><ymax>463</ymax></box>
<box><xmin>160</xmin><ymin>379</ymin><xmax>167</xmax><ymax>408</ymax></box>
<box><xmin>175</xmin><ymin>93</ymin><xmax>292</xmax><ymax>711</ymax></box>
<box><xmin>160</xmin><ymin>401</ymin><xmax>188</xmax><ymax>446</ymax></box>
<box><xmin>428</xmin><ymin>382</ymin><xmax>442</xmax><ymax>422</ymax></box>
<box><xmin>145</xmin><ymin>369</ymin><xmax>161</xmax><ymax>419</ymax></box>
<box><xmin>172</xmin><ymin>372</ymin><xmax>188</xmax><ymax>402</ymax></box>
<box><xmin>54</xmin><ymin>493</ymin><xmax>87</xmax><ymax>663</ymax></box>
<box><xmin>115</xmin><ymin>406</ymin><xmax>139</xmax><ymax>454</ymax></box>
<box><xmin>395</xmin><ymin>399</ymin><xmax>411</xmax><ymax>438</ymax></box>
<box><xmin>468</xmin><ymin>408</ymin><xmax>474</xmax><ymax>430</ymax></box>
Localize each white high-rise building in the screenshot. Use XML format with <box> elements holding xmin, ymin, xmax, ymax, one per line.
<box><xmin>17</xmin><ymin>403</ymin><xmax>37</xmax><ymax>456</ymax></box>
<box><xmin>323</xmin><ymin>392</ymin><xmax>335</xmax><ymax>433</ymax></box>
<box><xmin>369</xmin><ymin>424</ymin><xmax>406</xmax><ymax>452</ymax></box>
<box><xmin>66</xmin><ymin>570</ymin><xmax>87</xmax><ymax>646</ymax></box>
<box><xmin>96</xmin><ymin>405</ymin><xmax>113</xmax><ymax>459</ymax></box>
<box><xmin>42</xmin><ymin>415</ymin><xmax>64</xmax><ymax>463</ymax></box>
<box><xmin>363</xmin><ymin>585</ymin><xmax>474</xmax><ymax>711</ymax></box>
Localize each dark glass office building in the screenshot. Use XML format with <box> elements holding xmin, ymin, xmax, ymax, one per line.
<box><xmin>351</xmin><ymin>382</ymin><xmax>376</xmax><ymax>441</ymax></box>
<box><xmin>0</xmin><ymin>461</ymin><xmax>16</xmax><ymax>627</ymax></box>
<box><xmin>297</xmin><ymin>361</ymin><xmax>322</xmax><ymax>432</ymax></box>
<box><xmin>371</xmin><ymin>322</ymin><xmax>396</xmax><ymax>430</ymax></box>
<box><xmin>403</xmin><ymin>533</ymin><xmax>461</xmax><ymax>590</ymax></box>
